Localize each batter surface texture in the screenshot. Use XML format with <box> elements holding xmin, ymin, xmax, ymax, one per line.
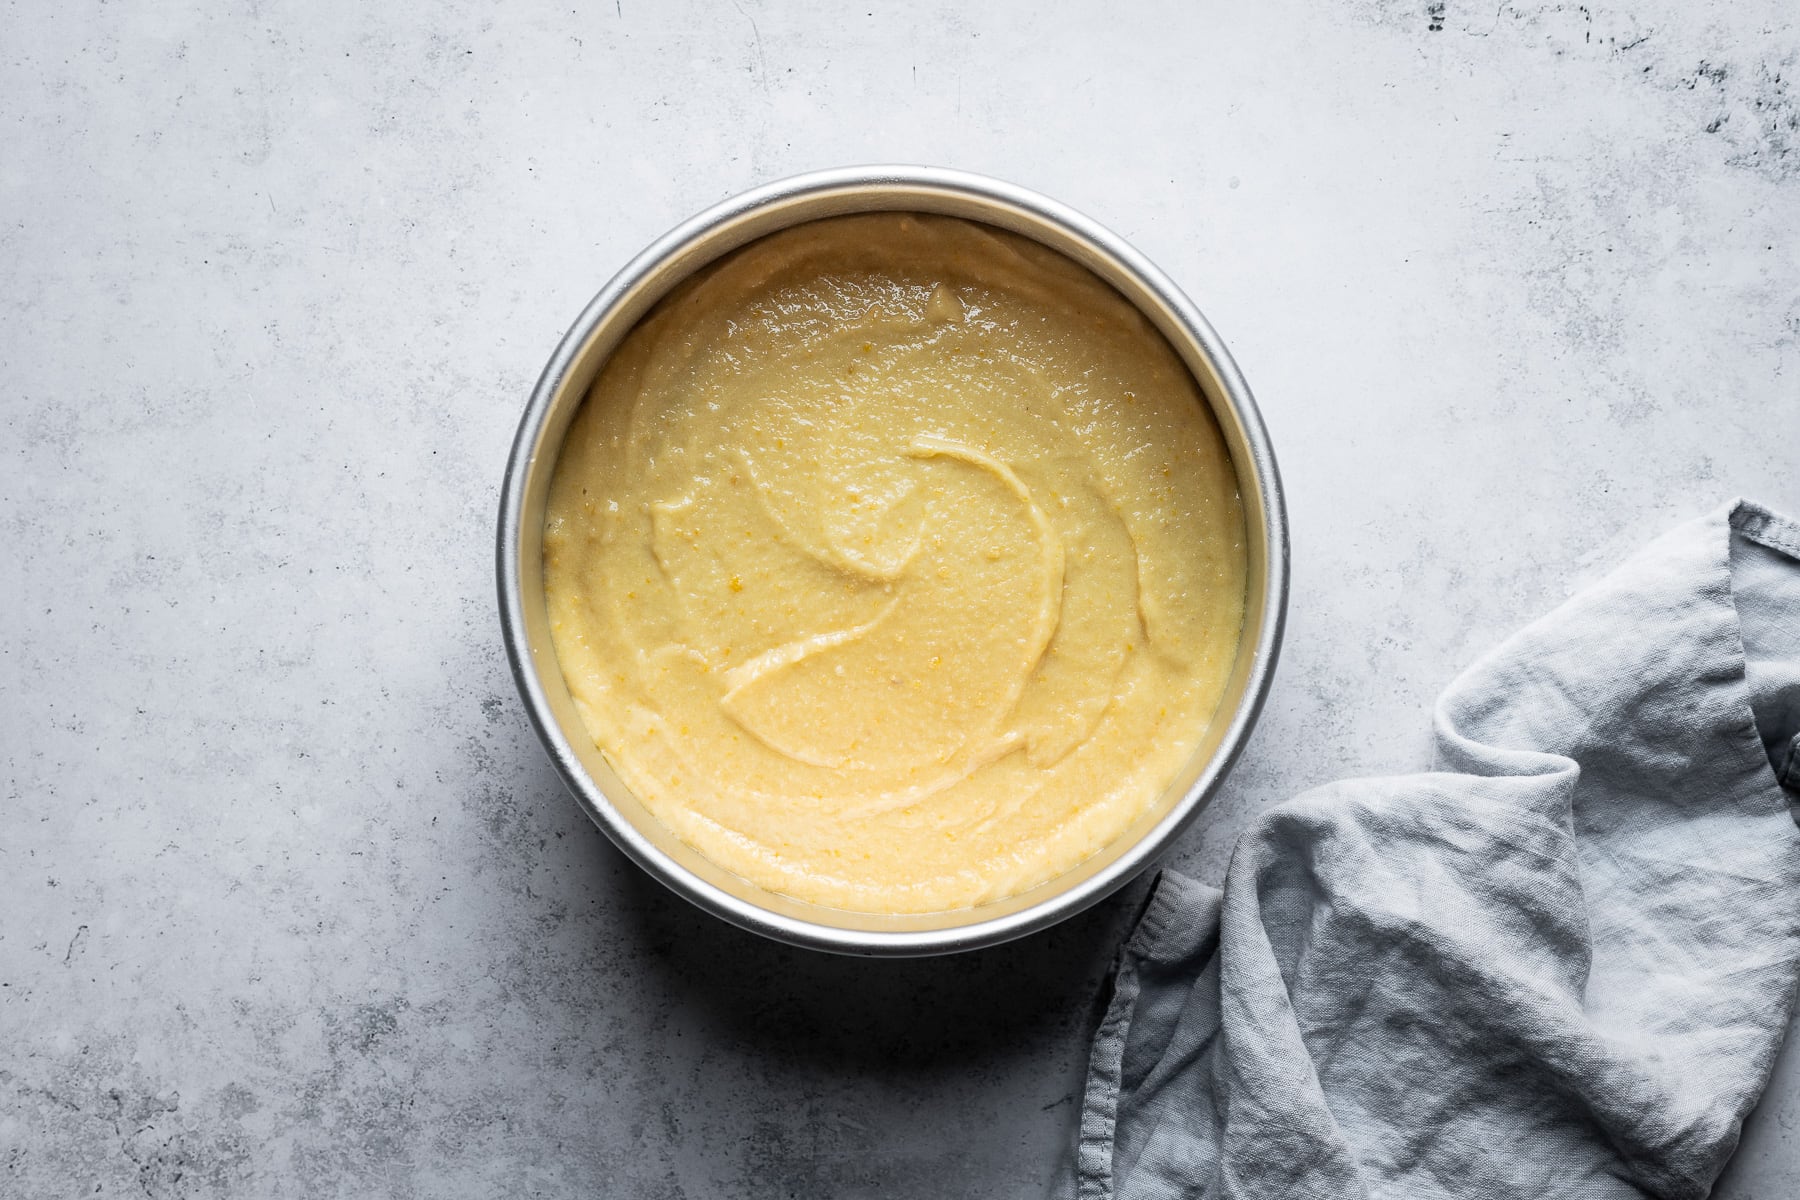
<box><xmin>544</xmin><ymin>213</ymin><xmax>1246</xmax><ymax>913</ymax></box>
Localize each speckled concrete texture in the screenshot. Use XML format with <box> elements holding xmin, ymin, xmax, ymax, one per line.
<box><xmin>3</xmin><ymin>1</ymin><xmax>1798</xmax><ymax>1196</ymax></box>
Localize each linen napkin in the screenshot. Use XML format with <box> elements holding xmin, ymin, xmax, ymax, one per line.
<box><xmin>1077</xmin><ymin>499</ymin><xmax>1800</xmax><ymax>1200</ymax></box>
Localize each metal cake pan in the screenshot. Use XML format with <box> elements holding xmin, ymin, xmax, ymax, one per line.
<box><xmin>498</xmin><ymin>165</ymin><xmax>1288</xmax><ymax>956</ymax></box>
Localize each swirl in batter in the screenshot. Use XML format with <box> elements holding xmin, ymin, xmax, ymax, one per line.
<box><xmin>544</xmin><ymin>213</ymin><xmax>1246</xmax><ymax>913</ymax></box>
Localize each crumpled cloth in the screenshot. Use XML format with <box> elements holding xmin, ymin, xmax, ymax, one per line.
<box><xmin>1078</xmin><ymin>499</ymin><xmax>1800</xmax><ymax>1200</ymax></box>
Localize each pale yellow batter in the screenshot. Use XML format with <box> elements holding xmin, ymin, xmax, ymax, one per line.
<box><xmin>544</xmin><ymin>213</ymin><xmax>1246</xmax><ymax>913</ymax></box>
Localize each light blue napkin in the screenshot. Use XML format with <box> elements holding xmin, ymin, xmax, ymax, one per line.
<box><xmin>1078</xmin><ymin>500</ymin><xmax>1800</xmax><ymax>1200</ymax></box>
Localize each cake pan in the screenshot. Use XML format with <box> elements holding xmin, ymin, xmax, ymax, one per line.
<box><xmin>498</xmin><ymin>165</ymin><xmax>1288</xmax><ymax>956</ymax></box>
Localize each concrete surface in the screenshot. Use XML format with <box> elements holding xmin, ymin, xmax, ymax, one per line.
<box><xmin>4</xmin><ymin>1</ymin><xmax>1798</xmax><ymax>1195</ymax></box>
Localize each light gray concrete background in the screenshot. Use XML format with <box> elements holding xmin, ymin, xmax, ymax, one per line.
<box><xmin>4</xmin><ymin>0</ymin><xmax>1798</xmax><ymax>1195</ymax></box>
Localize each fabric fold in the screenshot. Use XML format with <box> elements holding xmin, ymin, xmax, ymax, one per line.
<box><xmin>1079</xmin><ymin>500</ymin><xmax>1800</xmax><ymax>1200</ymax></box>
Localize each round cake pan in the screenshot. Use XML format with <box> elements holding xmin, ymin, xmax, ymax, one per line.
<box><xmin>498</xmin><ymin>165</ymin><xmax>1288</xmax><ymax>956</ymax></box>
